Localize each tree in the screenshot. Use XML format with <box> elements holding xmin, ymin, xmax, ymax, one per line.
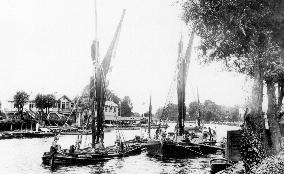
<box><xmin>155</xmin><ymin>107</ymin><xmax>164</xmax><ymax>121</ymax></box>
<box><xmin>13</xmin><ymin>91</ymin><xmax>29</xmax><ymax>119</ymax></box>
<box><xmin>120</xmin><ymin>96</ymin><xmax>133</xmax><ymax>117</ymax></box>
<box><xmin>44</xmin><ymin>94</ymin><xmax>56</xmax><ymax>114</ymax></box>
<box><xmin>160</xmin><ymin>103</ymin><xmax>179</xmax><ymax>121</ymax></box>
<box><xmin>181</xmin><ymin>0</ymin><xmax>284</xmax><ymax>156</ymax></box>
<box><xmin>187</xmin><ymin>101</ymin><xmax>200</xmax><ymax>121</ymax></box>
<box><xmin>35</xmin><ymin>94</ymin><xmax>46</xmax><ymax>122</ymax></box>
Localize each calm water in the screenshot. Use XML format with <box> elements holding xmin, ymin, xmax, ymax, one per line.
<box><xmin>0</xmin><ymin>123</ymin><xmax>239</xmax><ymax>174</ymax></box>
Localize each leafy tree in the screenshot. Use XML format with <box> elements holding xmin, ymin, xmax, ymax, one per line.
<box><xmin>120</xmin><ymin>96</ymin><xmax>133</xmax><ymax>117</ymax></box>
<box><xmin>44</xmin><ymin>94</ymin><xmax>56</xmax><ymax>114</ymax></box>
<box><xmin>154</xmin><ymin>107</ymin><xmax>164</xmax><ymax>121</ymax></box>
<box><xmin>13</xmin><ymin>91</ymin><xmax>29</xmax><ymax>119</ymax></box>
<box><xmin>187</xmin><ymin>101</ymin><xmax>200</xmax><ymax>121</ymax></box>
<box><xmin>133</xmin><ymin>112</ymin><xmax>140</xmax><ymax>117</ymax></box>
<box><xmin>74</xmin><ymin>94</ymin><xmax>91</xmax><ymax>126</ymax></box>
<box><xmin>35</xmin><ymin>94</ymin><xmax>46</xmax><ymax>122</ymax></box>
<box><xmin>181</xmin><ymin>0</ymin><xmax>284</xmax><ymax>156</ymax></box>
<box><xmin>159</xmin><ymin>103</ymin><xmax>179</xmax><ymax>121</ymax></box>
<box><xmin>187</xmin><ymin>100</ymin><xmax>240</xmax><ymax>123</ymax></box>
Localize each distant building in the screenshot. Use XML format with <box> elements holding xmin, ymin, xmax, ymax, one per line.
<box><xmin>78</xmin><ymin>101</ymin><xmax>141</xmax><ymax>126</ymax></box>
<box><xmin>7</xmin><ymin>94</ymin><xmax>74</xmax><ymax>114</ymax></box>
<box><xmin>6</xmin><ymin>94</ymin><xmax>142</xmax><ymax>125</ymax></box>
<box><xmin>6</xmin><ymin>94</ymin><xmax>76</xmax><ymax>123</ymax></box>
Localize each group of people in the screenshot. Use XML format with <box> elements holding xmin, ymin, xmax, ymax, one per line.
<box><xmin>203</xmin><ymin>127</ymin><xmax>216</xmax><ymax>141</ymax></box>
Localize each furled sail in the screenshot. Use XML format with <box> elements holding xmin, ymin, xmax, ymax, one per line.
<box><xmin>176</xmin><ymin>30</ymin><xmax>194</xmax><ymax>136</ymax></box>
<box><xmin>90</xmin><ymin>9</ymin><xmax>126</xmax><ymax>146</ymax></box>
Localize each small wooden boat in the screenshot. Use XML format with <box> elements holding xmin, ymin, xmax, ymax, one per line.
<box><xmin>25</xmin><ymin>131</ymin><xmax>55</xmax><ymax>138</ymax></box>
<box><xmin>42</xmin><ymin>142</ymin><xmax>142</xmax><ymax>166</ymax></box>
<box><xmin>210</xmin><ymin>158</ymin><xmax>233</xmax><ymax>174</ymax></box>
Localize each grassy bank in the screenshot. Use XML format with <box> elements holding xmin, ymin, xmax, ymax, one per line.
<box><xmin>217</xmin><ymin>153</ymin><xmax>284</xmax><ymax>174</ymax></box>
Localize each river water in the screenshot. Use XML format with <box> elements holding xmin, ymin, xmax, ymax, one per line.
<box><xmin>0</xmin><ymin>123</ymin><xmax>239</xmax><ymax>174</ymax></box>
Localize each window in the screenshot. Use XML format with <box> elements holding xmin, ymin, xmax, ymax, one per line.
<box><xmin>114</xmin><ymin>107</ymin><xmax>116</xmax><ymax>112</ymax></box>
<box><xmin>66</xmin><ymin>102</ymin><xmax>69</xmax><ymax>109</ymax></box>
<box><xmin>105</xmin><ymin>106</ymin><xmax>108</xmax><ymax>112</ymax></box>
<box><xmin>62</xmin><ymin>102</ymin><xmax>65</xmax><ymax>109</ymax></box>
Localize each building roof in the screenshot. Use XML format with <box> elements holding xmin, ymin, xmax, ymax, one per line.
<box><xmin>9</xmin><ymin>93</ymin><xmax>72</xmax><ymax>103</ymax></box>
<box><xmin>57</xmin><ymin>95</ymin><xmax>71</xmax><ymax>102</ymax></box>
<box><xmin>105</xmin><ymin>101</ymin><xmax>118</xmax><ymax>107</ymax></box>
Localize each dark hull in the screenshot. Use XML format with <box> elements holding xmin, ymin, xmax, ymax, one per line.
<box><xmin>187</xmin><ymin>142</ymin><xmax>223</xmax><ymax>155</ymax></box>
<box><xmin>42</xmin><ymin>145</ymin><xmax>142</xmax><ymax>166</ymax></box>
<box><xmin>25</xmin><ymin>132</ymin><xmax>55</xmax><ymax>138</ymax></box>
<box><xmin>145</xmin><ymin>140</ymin><xmax>224</xmax><ymax>158</ymax></box>
<box><xmin>210</xmin><ymin>158</ymin><xmax>233</xmax><ymax>174</ymax></box>
<box><xmin>145</xmin><ymin>140</ymin><xmax>202</xmax><ymax>158</ymax></box>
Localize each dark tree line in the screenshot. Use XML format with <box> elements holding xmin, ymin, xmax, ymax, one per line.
<box><xmin>154</xmin><ymin>100</ymin><xmax>240</xmax><ymax>122</ymax></box>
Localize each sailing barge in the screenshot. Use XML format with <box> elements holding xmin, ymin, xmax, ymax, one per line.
<box><xmin>42</xmin><ymin>6</ymin><xmax>143</xmax><ymax>166</ymax></box>
<box><xmin>145</xmin><ymin>31</ymin><xmax>223</xmax><ymax>158</ymax></box>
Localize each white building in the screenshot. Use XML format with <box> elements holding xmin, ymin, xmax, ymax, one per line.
<box><xmin>6</xmin><ymin>95</ymin><xmax>75</xmax><ymax>115</ymax></box>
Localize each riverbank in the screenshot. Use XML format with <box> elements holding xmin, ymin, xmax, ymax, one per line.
<box><xmin>217</xmin><ymin>140</ymin><xmax>284</xmax><ymax>174</ymax></box>
<box><xmin>217</xmin><ymin>152</ymin><xmax>284</xmax><ymax>174</ymax></box>
<box><xmin>0</xmin><ymin>131</ymin><xmax>55</xmax><ymax>139</ymax></box>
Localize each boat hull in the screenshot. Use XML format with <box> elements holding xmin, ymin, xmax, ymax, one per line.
<box><xmin>42</xmin><ymin>144</ymin><xmax>142</xmax><ymax>166</ymax></box>
<box><xmin>145</xmin><ymin>140</ymin><xmax>202</xmax><ymax>158</ymax></box>
<box><xmin>187</xmin><ymin>142</ymin><xmax>223</xmax><ymax>155</ymax></box>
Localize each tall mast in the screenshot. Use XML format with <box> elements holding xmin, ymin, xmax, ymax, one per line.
<box><xmin>177</xmin><ymin>30</ymin><xmax>194</xmax><ymax>136</ymax></box>
<box><xmin>148</xmin><ymin>96</ymin><xmax>152</xmax><ymax>138</ymax></box>
<box><xmin>92</xmin><ymin>8</ymin><xmax>126</xmax><ymax>145</ymax></box>
<box><xmin>197</xmin><ymin>88</ymin><xmax>201</xmax><ymax>127</ymax></box>
<box><xmin>90</xmin><ymin>0</ymin><xmax>99</xmax><ymax>147</ymax></box>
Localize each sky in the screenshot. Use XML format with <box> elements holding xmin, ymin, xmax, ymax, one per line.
<box><xmin>0</xmin><ymin>0</ymin><xmax>250</xmax><ymax>113</ymax></box>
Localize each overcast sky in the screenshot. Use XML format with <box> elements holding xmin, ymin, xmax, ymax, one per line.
<box><xmin>0</xmin><ymin>0</ymin><xmax>250</xmax><ymax>113</ymax></box>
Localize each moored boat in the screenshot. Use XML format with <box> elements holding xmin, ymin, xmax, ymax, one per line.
<box><xmin>42</xmin><ymin>4</ymin><xmax>143</xmax><ymax>166</ymax></box>
<box><xmin>145</xmin><ymin>29</ymin><xmax>223</xmax><ymax>159</ymax></box>
<box><xmin>42</xmin><ymin>141</ymin><xmax>142</xmax><ymax>165</ymax></box>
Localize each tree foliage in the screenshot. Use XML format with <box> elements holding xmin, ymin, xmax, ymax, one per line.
<box><xmin>181</xmin><ymin>0</ymin><xmax>284</xmax><ymax>164</ymax></box>
<box><xmin>44</xmin><ymin>94</ymin><xmax>56</xmax><ymax>113</ymax></box>
<box><xmin>155</xmin><ymin>103</ymin><xmax>178</xmax><ymax>121</ymax></box>
<box><xmin>35</xmin><ymin>94</ymin><xmax>45</xmax><ymax>112</ymax></box>
<box><xmin>182</xmin><ymin>0</ymin><xmax>284</xmax><ymax>77</ymax></box>
<box><xmin>121</xmin><ymin>96</ymin><xmax>133</xmax><ymax>117</ymax></box>
<box><xmin>187</xmin><ymin>100</ymin><xmax>240</xmax><ymax>122</ymax></box>
<box><xmin>13</xmin><ymin>91</ymin><xmax>29</xmax><ymax>119</ymax></box>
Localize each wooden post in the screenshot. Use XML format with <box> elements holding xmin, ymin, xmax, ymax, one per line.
<box><xmin>226</xmin><ymin>130</ymin><xmax>242</xmax><ymax>162</ymax></box>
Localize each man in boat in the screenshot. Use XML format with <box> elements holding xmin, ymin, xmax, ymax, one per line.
<box><xmin>208</xmin><ymin>127</ymin><xmax>213</xmax><ymax>141</ymax></box>
<box><xmin>115</xmin><ymin>135</ymin><xmax>127</xmax><ymax>153</ymax></box>
<box><xmin>75</xmin><ymin>136</ymin><xmax>82</xmax><ymax>150</ymax></box>
<box><xmin>50</xmin><ymin>134</ymin><xmax>60</xmax><ymax>154</ymax></box>
<box><xmin>155</xmin><ymin>127</ymin><xmax>161</xmax><ymax>139</ymax></box>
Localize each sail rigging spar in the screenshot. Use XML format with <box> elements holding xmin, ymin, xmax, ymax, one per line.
<box><xmin>176</xmin><ymin>30</ymin><xmax>194</xmax><ymax>136</ymax></box>
<box><xmin>90</xmin><ymin>0</ymin><xmax>126</xmax><ymax>147</ymax></box>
